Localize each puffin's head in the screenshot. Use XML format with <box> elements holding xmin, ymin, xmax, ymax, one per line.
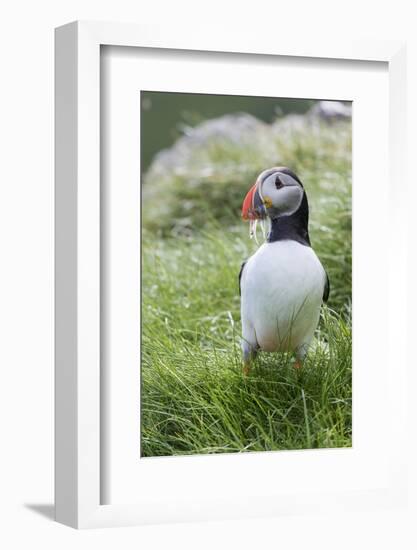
<box><xmin>242</xmin><ymin>167</ymin><xmax>305</xmax><ymax>221</ymax></box>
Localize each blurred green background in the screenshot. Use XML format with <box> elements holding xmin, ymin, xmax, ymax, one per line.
<box><xmin>141</xmin><ymin>91</ymin><xmax>315</xmax><ymax>172</ymax></box>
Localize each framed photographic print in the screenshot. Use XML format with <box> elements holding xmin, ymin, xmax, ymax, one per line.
<box><xmin>55</xmin><ymin>21</ymin><xmax>408</xmax><ymax>528</ymax></box>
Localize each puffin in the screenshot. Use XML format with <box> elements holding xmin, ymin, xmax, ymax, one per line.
<box><xmin>239</xmin><ymin>167</ymin><xmax>329</xmax><ymax>374</ymax></box>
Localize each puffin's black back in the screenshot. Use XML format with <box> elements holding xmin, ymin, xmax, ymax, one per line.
<box><xmin>267</xmin><ymin>168</ymin><xmax>311</xmax><ymax>247</ymax></box>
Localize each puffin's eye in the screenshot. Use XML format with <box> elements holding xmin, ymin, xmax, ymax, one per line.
<box><xmin>275</xmin><ymin>175</ymin><xmax>284</xmax><ymax>189</ymax></box>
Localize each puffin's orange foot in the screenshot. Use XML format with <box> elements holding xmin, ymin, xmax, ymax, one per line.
<box><xmin>243</xmin><ymin>362</ymin><xmax>251</xmax><ymax>376</ymax></box>
<box><xmin>293</xmin><ymin>360</ymin><xmax>303</xmax><ymax>370</ymax></box>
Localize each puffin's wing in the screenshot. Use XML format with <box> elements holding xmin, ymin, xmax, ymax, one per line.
<box><xmin>238</xmin><ymin>260</ymin><xmax>247</xmax><ymax>296</ymax></box>
<box><xmin>323</xmin><ymin>271</ymin><xmax>330</xmax><ymax>303</ymax></box>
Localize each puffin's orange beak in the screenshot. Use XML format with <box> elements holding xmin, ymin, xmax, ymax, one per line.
<box><xmin>242</xmin><ymin>183</ymin><xmax>266</xmax><ymax>220</ymax></box>
<box><xmin>241</xmin><ymin>183</ymin><xmax>258</xmax><ymax>220</ymax></box>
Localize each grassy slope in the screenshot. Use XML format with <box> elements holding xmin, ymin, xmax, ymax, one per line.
<box><xmin>141</xmin><ymin>116</ymin><xmax>352</xmax><ymax>457</ymax></box>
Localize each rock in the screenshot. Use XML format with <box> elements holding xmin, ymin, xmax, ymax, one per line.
<box><xmin>147</xmin><ymin>113</ymin><xmax>267</xmax><ymax>176</ymax></box>
<box><xmin>308</xmin><ymin>100</ymin><xmax>352</xmax><ymax>121</ymax></box>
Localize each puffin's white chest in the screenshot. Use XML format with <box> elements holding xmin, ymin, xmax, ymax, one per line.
<box><xmin>241</xmin><ymin>240</ymin><xmax>326</xmax><ymax>353</ymax></box>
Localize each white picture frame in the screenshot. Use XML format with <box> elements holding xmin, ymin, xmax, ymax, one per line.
<box><xmin>55</xmin><ymin>21</ymin><xmax>407</xmax><ymax>529</ymax></box>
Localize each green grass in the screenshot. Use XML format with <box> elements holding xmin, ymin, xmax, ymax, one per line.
<box><xmin>141</xmin><ymin>227</ymin><xmax>352</xmax><ymax>456</ymax></box>
<box><xmin>141</xmin><ymin>114</ymin><xmax>352</xmax><ymax>457</ymax></box>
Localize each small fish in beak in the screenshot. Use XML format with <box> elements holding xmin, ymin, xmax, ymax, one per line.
<box><xmin>241</xmin><ymin>181</ymin><xmax>269</xmax><ymax>242</ymax></box>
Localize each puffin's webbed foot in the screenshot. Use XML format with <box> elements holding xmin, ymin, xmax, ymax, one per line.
<box><xmin>294</xmin><ymin>343</ymin><xmax>309</xmax><ymax>370</ymax></box>
<box><xmin>243</xmin><ymin>361</ymin><xmax>251</xmax><ymax>376</ymax></box>
<box><xmin>242</xmin><ymin>341</ymin><xmax>258</xmax><ymax>376</ymax></box>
